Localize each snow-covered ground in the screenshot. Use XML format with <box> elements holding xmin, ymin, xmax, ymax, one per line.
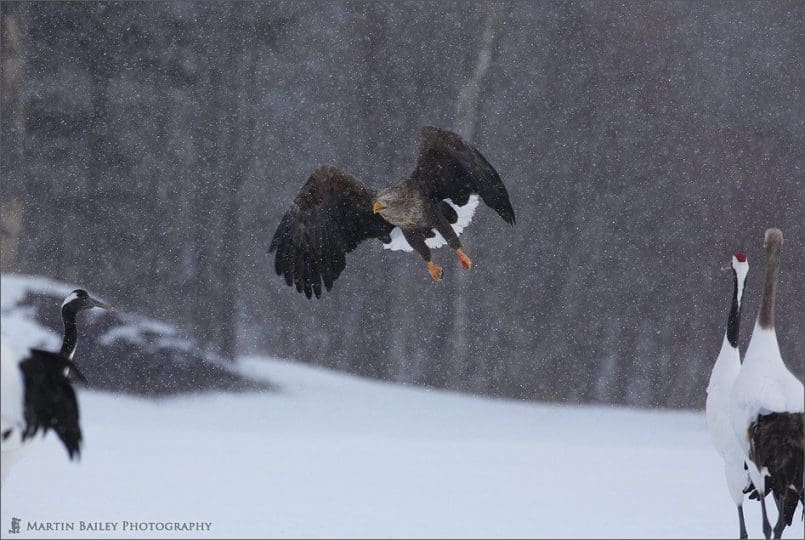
<box><xmin>1</xmin><ymin>273</ymin><xmax>801</xmax><ymax>538</ymax></box>
<box><xmin>1</xmin><ymin>356</ymin><xmax>801</xmax><ymax>539</ymax></box>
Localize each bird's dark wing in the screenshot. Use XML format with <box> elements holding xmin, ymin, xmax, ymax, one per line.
<box><xmin>408</xmin><ymin>126</ymin><xmax>515</xmax><ymax>225</ymax></box>
<box><xmin>269</xmin><ymin>165</ymin><xmax>394</xmax><ymax>298</ymax></box>
<box><xmin>748</xmin><ymin>412</ymin><xmax>804</xmax><ymax>521</ymax></box>
<box><xmin>19</xmin><ymin>349</ymin><xmax>84</xmax><ymax>459</ymax></box>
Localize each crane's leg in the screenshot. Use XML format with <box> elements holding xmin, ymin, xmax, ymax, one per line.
<box><xmin>737</xmin><ymin>505</ymin><xmax>748</xmax><ymax>539</ymax></box>
<box><xmin>772</xmin><ymin>517</ymin><xmax>785</xmax><ymax>539</ymax></box>
<box><xmin>772</xmin><ymin>492</ymin><xmax>791</xmax><ymax>539</ymax></box>
<box><xmin>759</xmin><ymin>494</ymin><xmax>772</xmax><ymax>539</ymax></box>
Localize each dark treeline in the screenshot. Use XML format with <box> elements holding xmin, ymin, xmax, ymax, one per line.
<box><xmin>1</xmin><ymin>1</ymin><xmax>802</xmax><ymax>408</ymax></box>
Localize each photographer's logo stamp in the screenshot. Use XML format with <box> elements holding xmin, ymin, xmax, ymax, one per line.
<box><xmin>4</xmin><ymin>517</ymin><xmax>211</xmax><ymax>535</ymax></box>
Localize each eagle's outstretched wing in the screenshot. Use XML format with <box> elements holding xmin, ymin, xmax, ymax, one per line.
<box><xmin>408</xmin><ymin>126</ymin><xmax>515</xmax><ymax>225</ymax></box>
<box><xmin>20</xmin><ymin>349</ymin><xmax>84</xmax><ymax>459</ymax></box>
<box><xmin>270</xmin><ymin>166</ymin><xmax>394</xmax><ymax>298</ymax></box>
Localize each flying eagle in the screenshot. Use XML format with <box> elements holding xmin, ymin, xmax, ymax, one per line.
<box><xmin>269</xmin><ymin>126</ymin><xmax>515</xmax><ymax>298</ymax></box>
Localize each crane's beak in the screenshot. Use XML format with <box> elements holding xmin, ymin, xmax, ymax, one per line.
<box><xmin>89</xmin><ymin>297</ymin><xmax>113</xmax><ymax>311</ymax></box>
<box><xmin>372</xmin><ymin>201</ymin><xmax>387</xmax><ymax>214</ymax></box>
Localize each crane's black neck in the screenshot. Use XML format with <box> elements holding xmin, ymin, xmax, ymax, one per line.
<box><xmin>726</xmin><ymin>269</ymin><xmax>745</xmax><ymax>349</ymax></box>
<box><xmin>60</xmin><ymin>308</ymin><xmax>78</xmax><ymax>359</ymax></box>
<box><xmin>758</xmin><ymin>241</ymin><xmax>780</xmax><ymax>330</ymax></box>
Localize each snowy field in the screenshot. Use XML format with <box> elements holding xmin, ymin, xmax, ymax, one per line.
<box><xmin>1</xmin><ymin>274</ymin><xmax>802</xmax><ymax>539</ymax></box>
<box><xmin>2</xmin><ymin>356</ymin><xmax>802</xmax><ymax>539</ymax></box>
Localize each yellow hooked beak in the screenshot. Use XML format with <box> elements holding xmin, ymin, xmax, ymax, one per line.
<box><xmin>373</xmin><ymin>201</ymin><xmax>387</xmax><ymax>214</ymax></box>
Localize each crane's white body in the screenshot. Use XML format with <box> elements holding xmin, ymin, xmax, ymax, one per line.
<box><xmin>730</xmin><ymin>325</ymin><xmax>804</xmax><ymax>491</ymax></box>
<box><xmin>706</xmin><ymin>257</ymin><xmax>750</xmax><ymax>506</ymax></box>
<box><xmin>1</xmin><ymin>337</ymin><xmax>27</xmax><ymax>485</ymax></box>
<box><xmin>730</xmin><ymin>324</ymin><xmax>805</xmax><ymax>489</ymax></box>
<box><xmin>707</xmin><ymin>335</ymin><xmax>751</xmax><ymax>505</ymax></box>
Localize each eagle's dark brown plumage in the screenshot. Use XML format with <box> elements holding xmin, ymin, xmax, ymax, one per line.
<box><xmin>270</xmin><ymin>126</ymin><xmax>515</xmax><ymax>298</ymax></box>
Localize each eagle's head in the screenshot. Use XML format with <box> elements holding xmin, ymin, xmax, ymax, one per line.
<box><xmin>372</xmin><ymin>187</ymin><xmax>409</xmax><ymax>223</ymax></box>
<box><xmin>372</xmin><ymin>188</ymin><xmax>397</xmax><ymax>213</ymax></box>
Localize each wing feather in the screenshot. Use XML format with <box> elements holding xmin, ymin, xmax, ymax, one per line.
<box><xmin>19</xmin><ymin>349</ymin><xmax>84</xmax><ymax>459</ymax></box>
<box><xmin>408</xmin><ymin>126</ymin><xmax>515</xmax><ymax>225</ymax></box>
<box><xmin>269</xmin><ymin>166</ymin><xmax>394</xmax><ymax>298</ymax></box>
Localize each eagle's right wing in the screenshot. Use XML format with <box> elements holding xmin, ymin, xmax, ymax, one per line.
<box><xmin>270</xmin><ymin>166</ymin><xmax>394</xmax><ymax>298</ymax></box>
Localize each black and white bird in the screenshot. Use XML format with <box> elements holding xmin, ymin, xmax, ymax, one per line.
<box><xmin>730</xmin><ymin>229</ymin><xmax>804</xmax><ymax>539</ymax></box>
<box><xmin>706</xmin><ymin>251</ymin><xmax>753</xmax><ymax>539</ymax></box>
<box><xmin>1</xmin><ymin>289</ymin><xmax>110</xmax><ymax>484</ymax></box>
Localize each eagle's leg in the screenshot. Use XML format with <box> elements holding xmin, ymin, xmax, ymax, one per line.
<box><xmin>427</xmin><ymin>261</ymin><xmax>443</xmax><ymax>281</ymax></box>
<box><xmin>403</xmin><ymin>230</ymin><xmax>442</xmax><ymax>281</ymax></box>
<box><xmin>456</xmin><ymin>249</ymin><xmax>472</xmax><ymax>270</ymax></box>
<box><xmin>434</xmin><ymin>218</ymin><xmax>472</xmax><ymax>270</ymax></box>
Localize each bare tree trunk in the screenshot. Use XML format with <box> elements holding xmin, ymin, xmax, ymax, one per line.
<box><xmin>217</xmin><ymin>6</ymin><xmax>251</xmax><ymax>361</ymax></box>
<box><xmin>0</xmin><ymin>198</ymin><xmax>23</xmax><ymax>272</ymax></box>
<box><xmin>449</xmin><ymin>8</ymin><xmax>504</xmax><ymax>390</ymax></box>
<box><xmin>188</xmin><ymin>5</ymin><xmax>229</xmax><ymax>359</ymax></box>
<box><xmin>455</xmin><ymin>11</ymin><xmax>499</xmax><ymax>140</ymax></box>
<box><xmin>0</xmin><ymin>8</ymin><xmax>25</xmax><ymax>273</ymax></box>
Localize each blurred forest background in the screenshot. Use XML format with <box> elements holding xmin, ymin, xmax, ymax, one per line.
<box><xmin>1</xmin><ymin>1</ymin><xmax>802</xmax><ymax>408</ymax></box>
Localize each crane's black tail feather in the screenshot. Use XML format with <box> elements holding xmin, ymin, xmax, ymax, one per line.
<box><xmin>749</xmin><ymin>412</ymin><xmax>805</xmax><ymax>528</ymax></box>
<box><xmin>19</xmin><ymin>350</ymin><xmax>84</xmax><ymax>459</ymax></box>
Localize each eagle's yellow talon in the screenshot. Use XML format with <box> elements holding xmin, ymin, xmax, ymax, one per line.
<box><xmin>427</xmin><ymin>261</ymin><xmax>443</xmax><ymax>281</ymax></box>
<box><xmin>456</xmin><ymin>249</ymin><xmax>473</xmax><ymax>270</ymax></box>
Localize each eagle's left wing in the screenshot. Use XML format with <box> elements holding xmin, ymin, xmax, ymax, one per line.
<box><xmin>407</xmin><ymin>126</ymin><xmax>515</xmax><ymax>226</ymax></box>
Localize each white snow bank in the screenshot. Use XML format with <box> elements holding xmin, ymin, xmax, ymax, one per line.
<box><xmin>2</xmin><ymin>355</ymin><xmax>800</xmax><ymax>539</ymax></box>
<box><xmin>2</xmin><ymin>273</ymin><xmax>197</xmax><ymax>357</ymax></box>
<box><xmin>1</xmin><ymin>274</ymin><xmax>107</xmax><ymax>352</ymax></box>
